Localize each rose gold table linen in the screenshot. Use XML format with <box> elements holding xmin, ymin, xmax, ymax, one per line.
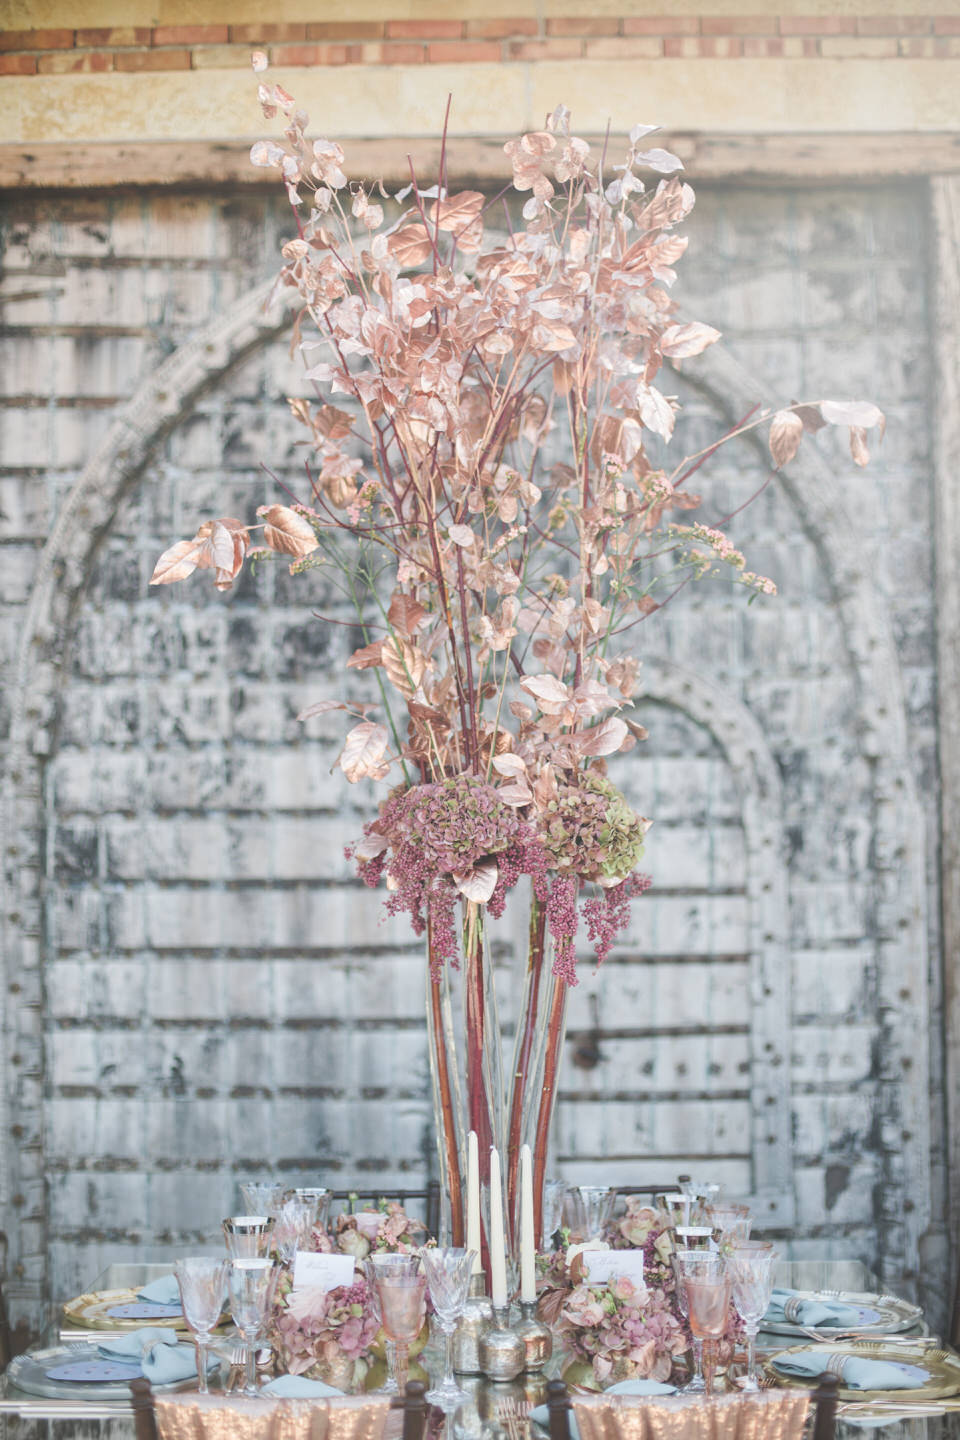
<box><xmin>573</xmin><ymin>1391</ymin><xmax>811</xmax><ymax>1440</ymax></box>
<box><xmin>155</xmin><ymin>1392</ymin><xmax>392</xmax><ymax>1440</ymax></box>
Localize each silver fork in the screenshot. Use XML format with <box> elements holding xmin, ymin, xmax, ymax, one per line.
<box><xmin>497</xmin><ymin>1396</ymin><xmax>530</xmax><ymax>1440</ymax></box>
<box><xmin>222</xmin><ymin>1343</ymin><xmax>247</xmax><ymax>1395</ymax></box>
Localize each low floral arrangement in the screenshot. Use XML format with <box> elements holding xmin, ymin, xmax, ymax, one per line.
<box><xmin>537</xmin><ymin>1196</ymin><xmax>739</xmax><ymax>1386</ymax></box>
<box><xmin>271</xmin><ymin>1273</ymin><xmax>380</xmax><ymax>1384</ymax></box>
<box><xmin>270</xmin><ymin>1201</ymin><xmax>432</xmax><ymax>1381</ymax></box>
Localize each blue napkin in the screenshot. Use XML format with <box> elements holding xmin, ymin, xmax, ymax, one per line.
<box><xmin>771</xmin><ymin>1351</ymin><xmax>927</xmax><ymax>1391</ymax></box>
<box><xmin>97</xmin><ymin>1328</ymin><xmax>202</xmax><ymax>1385</ymax></box>
<box><xmin>532</xmin><ymin>1377</ymin><xmax>677</xmax><ymax>1439</ymax></box>
<box><xmin>137</xmin><ymin>1276</ymin><xmax>182</xmax><ymax>1307</ymax></box>
<box><xmin>262</xmin><ymin>1375</ymin><xmax>345</xmax><ymax>1398</ymax></box>
<box><xmin>764</xmin><ymin>1290</ymin><xmax>862</xmax><ymax>1329</ymax></box>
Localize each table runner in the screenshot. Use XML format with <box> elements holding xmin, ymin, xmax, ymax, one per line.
<box><xmin>155</xmin><ymin>1391</ymin><xmax>391</xmax><ymax>1440</ymax></box>
<box><xmin>573</xmin><ymin>1390</ymin><xmax>811</xmax><ymax>1440</ymax></box>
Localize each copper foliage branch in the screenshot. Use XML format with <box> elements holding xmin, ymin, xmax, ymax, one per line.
<box><xmin>150</xmin><ymin>64</ymin><xmax>884</xmax><ymax>1236</ymax></box>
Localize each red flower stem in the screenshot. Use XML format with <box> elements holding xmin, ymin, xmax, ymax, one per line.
<box><xmin>428</xmin><ymin>923</ymin><xmax>464</xmax><ymax>1246</ymax></box>
<box><xmin>506</xmin><ymin>895</ymin><xmax>547</xmax><ymax>1232</ymax></box>
<box><xmin>454</xmin><ymin>548</ymin><xmax>480</xmax><ymax>770</ymax></box>
<box><xmin>532</xmin><ymin>976</ymin><xmax>568</xmax><ymax>1247</ymax></box>
<box><xmin>463</xmin><ymin>909</ymin><xmax>491</xmax><ymax>1159</ymax></box>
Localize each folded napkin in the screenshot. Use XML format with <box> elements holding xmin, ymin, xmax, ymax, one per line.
<box><xmin>137</xmin><ymin>1275</ymin><xmax>182</xmax><ymax>1307</ymax></box>
<box><xmin>261</xmin><ymin>1375</ymin><xmax>345</xmax><ymax>1398</ymax></box>
<box><xmin>532</xmin><ymin>1376</ymin><xmax>677</xmax><ymax>1439</ymax></box>
<box><xmin>764</xmin><ymin>1289</ymin><xmax>862</xmax><ymax>1329</ymax></box>
<box><xmin>98</xmin><ymin>1327</ymin><xmax>203</xmax><ymax>1385</ymax></box>
<box><xmin>772</xmin><ymin>1351</ymin><xmax>926</xmax><ymax>1391</ymax></box>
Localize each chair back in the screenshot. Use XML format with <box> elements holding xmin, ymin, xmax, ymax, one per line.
<box><xmin>546</xmin><ymin>1377</ymin><xmax>839</xmax><ymax>1440</ymax></box>
<box><xmin>132</xmin><ymin>1377</ymin><xmax>428</xmax><ymax>1440</ymax></box>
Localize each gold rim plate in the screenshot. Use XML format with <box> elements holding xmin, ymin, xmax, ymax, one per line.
<box><xmin>762</xmin><ymin>1291</ymin><xmax>922</xmax><ymax>1338</ymax></box>
<box><xmin>62</xmin><ymin>1288</ymin><xmax>185</xmax><ymax>1333</ymax></box>
<box><xmin>764</xmin><ymin>1341</ymin><xmax>960</xmax><ymax>1403</ymax></box>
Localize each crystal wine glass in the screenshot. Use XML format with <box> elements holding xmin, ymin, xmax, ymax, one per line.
<box><xmin>173</xmin><ymin>1257</ymin><xmax>227</xmax><ymax>1395</ymax></box>
<box><xmin>728</xmin><ymin>1241</ymin><xmax>778</xmax><ymax>1391</ymax></box>
<box><xmin>274</xmin><ymin>1198</ymin><xmax>315</xmax><ymax>1265</ymax></box>
<box><xmin>673</xmin><ymin>1249</ymin><xmax>720</xmax><ymax>1393</ymax></box>
<box><xmin>684</xmin><ymin>1264</ymin><xmax>732</xmax><ymax>1396</ymax></box>
<box><xmin>419</xmin><ymin>1247</ymin><xmax>476</xmax><ymax>1409</ymax></box>
<box><xmin>227</xmin><ymin>1258</ymin><xmax>278</xmax><ymax>1398</ymax></box>
<box><xmin>284</xmin><ymin>1186</ymin><xmax>331</xmax><ymax>1230</ymax></box>
<box><xmin>222</xmin><ymin>1215</ymin><xmax>274</xmax><ymax>1259</ymax></box>
<box><xmin>240</xmin><ymin>1181</ymin><xmax>286</xmax><ymax>1218</ymax></box>
<box><xmin>373</xmin><ymin>1270</ymin><xmax>427</xmax><ymax>1394</ymax></box>
<box><xmin>365</xmin><ymin>1253</ymin><xmax>421</xmax><ymax>1393</ymax></box>
<box><xmin>567</xmin><ymin>1186</ymin><xmax>616</xmax><ymax>1241</ymax></box>
<box><xmin>706</xmin><ymin>1203</ymin><xmax>753</xmax><ymax>1248</ymax></box>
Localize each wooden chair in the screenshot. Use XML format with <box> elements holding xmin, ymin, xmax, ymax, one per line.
<box><xmin>130</xmin><ymin>1376</ymin><xmax>430</xmax><ymax>1440</ymax></box>
<box><xmin>544</xmin><ymin>1375</ymin><xmax>840</xmax><ymax>1440</ymax></box>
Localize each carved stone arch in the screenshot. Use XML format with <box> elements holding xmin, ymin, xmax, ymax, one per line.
<box><xmin>0</xmin><ymin>277</ymin><xmax>283</xmax><ymax>1319</ymax></box>
<box><xmin>637</xmin><ymin>657</ymin><xmax>793</xmax><ymax>1226</ymax></box>
<box><xmin>679</xmin><ymin>345</ymin><xmax>932</xmax><ymax>1293</ymax></box>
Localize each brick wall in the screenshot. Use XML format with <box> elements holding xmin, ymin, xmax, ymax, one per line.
<box><xmin>0</xmin><ymin>180</ymin><xmax>942</xmax><ymax>1329</ymax></box>
<box><xmin>2</xmin><ymin>16</ymin><xmax>960</xmax><ymax>73</ymax></box>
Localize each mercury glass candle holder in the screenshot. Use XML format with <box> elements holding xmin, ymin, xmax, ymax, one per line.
<box><xmin>453</xmin><ymin>1271</ymin><xmax>493</xmax><ymax>1374</ymax></box>
<box><xmin>515</xmin><ymin>1300</ymin><xmax>552</xmax><ymax>1370</ymax></box>
<box><xmin>478</xmin><ymin>1305</ymin><xmax>525</xmax><ymax>1382</ymax></box>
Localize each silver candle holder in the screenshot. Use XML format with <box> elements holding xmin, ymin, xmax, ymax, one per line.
<box><xmin>515</xmin><ymin>1299</ymin><xmax>552</xmax><ymax>1370</ymax></box>
<box><xmin>478</xmin><ymin>1305</ymin><xmax>525</xmax><ymax>1382</ymax></box>
<box><xmin>453</xmin><ymin>1271</ymin><xmax>494</xmax><ymax>1374</ymax></box>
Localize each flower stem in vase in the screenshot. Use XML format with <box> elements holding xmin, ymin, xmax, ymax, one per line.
<box><xmin>463</xmin><ymin>903</ymin><xmax>492</xmax><ymax>1153</ymax></box>
<box><xmin>426</xmin><ymin>924</ymin><xmax>464</xmax><ymax>1244</ymax></box>
<box><xmin>532</xmin><ymin>973</ymin><xmax>569</xmax><ymax>1246</ymax></box>
<box><xmin>506</xmin><ymin>895</ymin><xmax>548</xmax><ymax>1232</ymax></box>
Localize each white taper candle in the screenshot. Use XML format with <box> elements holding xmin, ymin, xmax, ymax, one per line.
<box><xmin>467</xmin><ymin>1129</ymin><xmax>482</xmax><ymax>1274</ymax></box>
<box><xmin>520</xmin><ymin>1143</ymin><xmax>536</xmax><ymax>1303</ymax></box>
<box><xmin>489</xmin><ymin>1146</ymin><xmax>508</xmax><ymax>1309</ymax></box>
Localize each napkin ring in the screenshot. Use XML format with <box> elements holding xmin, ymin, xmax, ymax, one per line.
<box><xmin>783</xmin><ymin>1298</ymin><xmax>803</xmax><ymax>1323</ymax></box>
<box><xmin>822</xmin><ymin>1355</ymin><xmax>847</xmax><ymax>1380</ymax></box>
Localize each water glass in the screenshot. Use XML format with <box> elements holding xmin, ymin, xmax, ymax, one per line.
<box><xmin>419</xmin><ymin>1247</ymin><xmax>476</xmax><ymax>1408</ymax></box>
<box><xmin>284</xmin><ymin>1186</ymin><xmax>331</xmax><ymax>1230</ymax></box>
<box><xmin>685</xmin><ymin>1265</ymin><xmax>732</xmax><ymax>1395</ymax></box>
<box><xmin>706</xmin><ymin>1203</ymin><xmax>753</xmax><ymax>1247</ymax></box>
<box><xmin>728</xmin><ymin>1241</ymin><xmax>779</xmax><ymax>1391</ymax></box>
<box><xmin>274</xmin><ymin>1198</ymin><xmax>316</xmax><ymax>1264</ymax></box>
<box><xmin>567</xmin><ymin>1186</ymin><xmax>616</xmax><ymax>1241</ymax></box>
<box><xmin>227</xmin><ymin>1259</ymin><xmax>278</xmax><ymax>1398</ymax></box>
<box><xmin>542</xmin><ymin>1179</ymin><xmax>567</xmax><ymax>1248</ymax></box>
<box><xmin>239</xmin><ymin>1182</ymin><xmax>286</xmax><ymax>1218</ymax></box>
<box><xmin>373</xmin><ymin>1271</ymin><xmax>427</xmax><ymax>1394</ymax></box>
<box><xmin>223</xmin><ymin>1215</ymin><xmax>274</xmax><ymax>1259</ymax></box>
<box><xmin>173</xmin><ymin>1257</ymin><xmax>227</xmax><ymax>1395</ymax></box>
<box><xmin>673</xmin><ymin>1249</ymin><xmax>720</xmax><ymax>1393</ymax></box>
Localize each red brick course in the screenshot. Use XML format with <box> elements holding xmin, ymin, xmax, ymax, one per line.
<box><xmin>37</xmin><ymin>49</ymin><xmax>113</xmax><ymax>72</ymax></box>
<box><xmin>385</xmin><ymin>20</ymin><xmax>464</xmax><ymax>38</ymax></box>
<box><xmin>0</xmin><ymin>28</ymin><xmax>73</xmax><ymax>50</ymax></box>
<box><xmin>465</xmin><ymin>18</ymin><xmax>537</xmax><ymax>37</ymax></box>
<box><xmin>153</xmin><ymin>25</ymin><xmax>229</xmax><ymax>46</ymax></box>
<box><xmin>228</xmin><ymin>24</ymin><xmax>307</xmax><ymax>44</ymax></box>
<box><xmin>427</xmin><ymin>40</ymin><xmax>501</xmax><ymax>61</ymax></box>
<box><xmin>76</xmin><ymin>27</ymin><xmax>150</xmax><ymax>46</ymax></box>
<box><xmin>701</xmin><ymin>16</ymin><xmax>777</xmax><ymax>34</ymax></box>
<box><xmin>547</xmin><ymin>17</ymin><xmax>620</xmax><ymax>36</ymax></box>
<box><xmin>306</xmin><ymin>22</ymin><xmax>385</xmax><ymax>40</ymax></box>
<box><xmin>624</xmin><ymin>16</ymin><xmax>699</xmax><ymax>34</ymax></box>
<box><xmin>115</xmin><ymin>48</ymin><xmax>191</xmax><ymax>71</ymax></box>
<box><xmin>0</xmin><ymin>52</ymin><xmax>37</xmax><ymax>72</ymax></box>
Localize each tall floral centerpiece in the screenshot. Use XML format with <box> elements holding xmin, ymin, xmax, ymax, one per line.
<box><xmin>151</xmin><ymin>68</ymin><xmax>883</xmax><ymax>1250</ymax></box>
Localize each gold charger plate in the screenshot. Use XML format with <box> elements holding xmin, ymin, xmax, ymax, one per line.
<box><xmin>62</xmin><ymin>1288</ymin><xmax>186</xmax><ymax>1334</ymax></box>
<box><xmin>764</xmin><ymin>1340</ymin><xmax>960</xmax><ymax>1404</ymax></box>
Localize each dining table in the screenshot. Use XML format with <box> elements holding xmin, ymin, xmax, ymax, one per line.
<box><xmin>0</xmin><ymin>1258</ymin><xmax>955</xmax><ymax>1440</ymax></box>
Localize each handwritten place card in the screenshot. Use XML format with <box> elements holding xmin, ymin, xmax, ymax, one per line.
<box><xmin>292</xmin><ymin>1252</ymin><xmax>355</xmax><ymax>1293</ymax></box>
<box><xmin>581</xmin><ymin>1249</ymin><xmax>646</xmax><ymax>1290</ymax></box>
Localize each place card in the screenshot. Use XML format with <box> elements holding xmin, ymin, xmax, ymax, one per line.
<box><xmin>292</xmin><ymin>1252</ymin><xmax>355</xmax><ymax>1293</ymax></box>
<box><xmin>580</xmin><ymin>1249</ymin><xmax>646</xmax><ymax>1290</ymax></box>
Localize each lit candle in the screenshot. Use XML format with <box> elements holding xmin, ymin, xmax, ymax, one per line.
<box><xmin>520</xmin><ymin>1143</ymin><xmax>536</xmax><ymax>1304</ymax></box>
<box><xmin>467</xmin><ymin>1130</ymin><xmax>482</xmax><ymax>1274</ymax></box>
<box><xmin>489</xmin><ymin>1146</ymin><xmax>508</xmax><ymax>1309</ymax></box>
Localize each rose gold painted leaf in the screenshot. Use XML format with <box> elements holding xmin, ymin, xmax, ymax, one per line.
<box><xmin>519</xmin><ymin>674</ymin><xmax>569</xmax><ymax>713</ymax></box>
<box><xmin>346</xmin><ymin>641</ymin><xmax>384</xmax><ymax>670</ymax></box>
<box><xmin>498</xmin><ymin>779</ymin><xmax>534</xmax><ymax>807</ymax></box>
<box><xmin>258</xmin><ymin>504</ymin><xmax>319</xmax><ymax>558</ymax></box>
<box><xmin>820</xmin><ymin>399</ymin><xmax>885</xmax><ymax>430</ymax></box>
<box><xmin>250</xmin><ymin>50</ymin><xmax>268</xmax><ymax>72</ymax></box>
<box><xmin>577</xmin><ymin>716</ymin><xmax>629</xmax><ymax>756</ymax></box>
<box><xmin>387</xmin><ymin>224</ymin><xmax>434</xmax><ymax>268</ymax></box>
<box><xmin>492</xmin><ymin>753</ymin><xmax>528</xmax><ymax>778</ymax></box>
<box><xmin>338</xmin><ymin>721</ymin><xmax>390</xmax><ymax>782</ymax></box>
<box><xmin>297</xmin><ymin>699</ymin><xmax>351</xmax><ymax>720</ymax></box>
<box><xmin>429</xmin><ymin>191</ymin><xmax>485</xmax><ymax>232</ymax></box>
<box><xmin>448</xmin><ymin>525</ymin><xmax>475</xmax><ymax>547</ymax></box>
<box><xmin>150</xmin><ymin>537</ymin><xmax>207</xmax><ymax>586</ymax></box>
<box><xmin>850</xmin><ymin>425</ymin><xmax>870</xmax><ymax>467</ymax></box>
<box><xmin>388</xmin><ymin>591</ymin><xmax>428</xmax><ymax>637</ymax></box>
<box><xmin>355</xmin><ymin>831</ymin><xmax>389</xmax><ymax>861</ymax></box>
<box><xmin>382</xmin><ymin>635</ymin><xmax>425</xmax><ymax>698</ymax></box>
<box><xmin>769</xmin><ymin>410</ymin><xmax>804</xmax><ymax>468</ymax></box>
<box><xmin>454</xmin><ymin>860</ymin><xmax>498</xmax><ymax>904</ymax></box>
<box><xmin>660</xmin><ymin>322</ymin><xmax>721</xmax><ymax>359</ymax></box>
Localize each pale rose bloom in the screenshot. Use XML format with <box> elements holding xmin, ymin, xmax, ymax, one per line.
<box><xmin>611</xmin><ymin>1275</ymin><xmax>638</xmax><ymax>1303</ymax></box>
<box><xmin>619</xmin><ymin>1206</ymin><xmax>657</xmax><ymax>1245</ymax></box>
<box><xmin>649</xmin><ymin>1352</ymin><xmax>674</xmax><ymax>1383</ymax></box>
<box><xmin>628</xmin><ymin>1339</ymin><xmax>657</xmax><ymax>1377</ymax></box>
<box><xmin>337</xmin><ymin>1228</ymin><xmax>371</xmax><ymax>1259</ymax></box>
<box><xmin>354</xmin><ymin>1211</ymin><xmax>383</xmax><ymax>1240</ymax></box>
<box><xmin>593</xmin><ymin>1354</ymin><xmax>613</xmax><ymax>1382</ymax></box>
<box><xmin>654</xmin><ymin>1231</ymin><xmax>675</xmax><ymax>1265</ymax></box>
